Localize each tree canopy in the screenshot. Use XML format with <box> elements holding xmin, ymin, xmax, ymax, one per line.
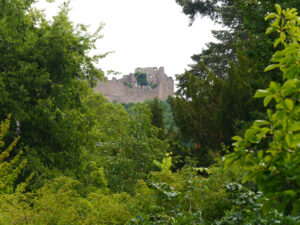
<box><xmin>0</xmin><ymin>0</ymin><xmax>104</xmax><ymax>181</ymax></box>
<box><xmin>0</xmin><ymin>1</ymin><xmax>299</xmax><ymax>224</ymax></box>
<box><xmin>170</xmin><ymin>0</ymin><xmax>300</xmax><ymax>164</ymax></box>
<box><xmin>134</xmin><ymin>72</ymin><xmax>148</xmax><ymax>87</ymax></box>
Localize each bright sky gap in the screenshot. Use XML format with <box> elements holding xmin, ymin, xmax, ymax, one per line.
<box><xmin>35</xmin><ymin>0</ymin><xmax>219</xmax><ymax>84</ymax></box>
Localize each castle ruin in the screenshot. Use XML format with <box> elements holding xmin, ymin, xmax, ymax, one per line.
<box><xmin>94</xmin><ymin>67</ymin><xmax>174</xmax><ymax>103</ymax></box>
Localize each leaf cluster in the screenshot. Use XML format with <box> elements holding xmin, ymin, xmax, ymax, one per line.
<box><xmin>226</xmin><ymin>5</ymin><xmax>300</xmax><ymax>215</ymax></box>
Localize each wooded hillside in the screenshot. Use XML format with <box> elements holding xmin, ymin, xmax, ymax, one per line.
<box><xmin>0</xmin><ymin>1</ymin><xmax>299</xmax><ymax>224</ymax></box>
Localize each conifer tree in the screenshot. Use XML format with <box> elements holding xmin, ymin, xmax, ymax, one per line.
<box><xmin>149</xmin><ymin>98</ymin><xmax>165</xmax><ymax>139</ymax></box>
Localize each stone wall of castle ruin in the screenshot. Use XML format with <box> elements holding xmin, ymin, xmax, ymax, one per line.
<box><xmin>94</xmin><ymin>67</ymin><xmax>174</xmax><ymax>103</ymax></box>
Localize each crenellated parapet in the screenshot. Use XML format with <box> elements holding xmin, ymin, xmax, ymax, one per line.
<box><xmin>94</xmin><ymin>67</ymin><xmax>174</xmax><ymax>103</ymax></box>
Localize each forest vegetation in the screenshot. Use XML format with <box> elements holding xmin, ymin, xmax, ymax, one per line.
<box><xmin>0</xmin><ymin>0</ymin><xmax>299</xmax><ymax>224</ymax></box>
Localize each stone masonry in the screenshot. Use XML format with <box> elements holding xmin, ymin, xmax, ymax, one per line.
<box><xmin>94</xmin><ymin>67</ymin><xmax>174</xmax><ymax>103</ymax></box>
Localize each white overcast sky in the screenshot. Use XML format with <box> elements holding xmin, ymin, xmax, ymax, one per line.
<box><xmin>35</xmin><ymin>0</ymin><xmax>218</xmax><ymax>81</ymax></box>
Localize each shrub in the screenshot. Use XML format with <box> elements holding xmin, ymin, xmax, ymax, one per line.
<box><xmin>225</xmin><ymin>5</ymin><xmax>300</xmax><ymax>215</ymax></box>
<box><xmin>0</xmin><ymin>115</ymin><xmax>31</xmax><ymax>194</ymax></box>
<box><xmin>130</xmin><ymin>157</ymin><xmax>243</xmax><ymax>224</ymax></box>
<box><xmin>216</xmin><ymin>183</ymin><xmax>300</xmax><ymax>225</ymax></box>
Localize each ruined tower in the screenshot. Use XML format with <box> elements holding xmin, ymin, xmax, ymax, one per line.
<box><xmin>94</xmin><ymin>67</ymin><xmax>174</xmax><ymax>103</ymax></box>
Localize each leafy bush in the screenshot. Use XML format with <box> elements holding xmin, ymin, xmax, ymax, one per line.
<box><xmin>0</xmin><ymin>176</ymin><xmax>135</xmax><ymax>225</ymax></box>
<box><xmin>216</xmin><ymin>183</ymin><xmax>300</xmax><ymax>225</ymax></box>
<box><xmin>226</xmin><ymin>5</ymin><xmax>300</xmax><ymax>215</ymax></box>
<box><xmin>130</xmin><ymin>157</ymin><xmax>243</xmax><ymax>224</ymax></box>
<box><xmin>135</xmin><ymin>72</ymin><xmax>148</xmax><ymax>87</ymax></box>
<box><xmin>124</xmin><ymin>82</ymin><xmax>133</xmax><ymax>88</ymax></box>
<box><xmin>149</xmin><ymin>82</ymin><xmax>158</xmax><ymax>89</ymax></box>
<box><xmin>98</xmin><ymin>103</ymin><xmax>168</xmax><ymax>193</ymax></box>
<box><xmin>0</xmin><ymin>115</ymin><xmax>31</xmax><ymax>194</ymax></box>
<box><xmin>0</xmin><ymin>0</ymin><xmax>104</xmax><ymax>181</ymax></box>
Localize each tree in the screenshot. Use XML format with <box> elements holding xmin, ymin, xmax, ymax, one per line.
<box><xmin>149</xmin><ymin>98</ymin><xmax>165</xmax><ymax>139</ymax></box>
<box><xmin>170</xmin><ymin>68</ymin><xmax>225</xmax><ymax>165</ymax></box>
<box><xmin>0</xmin><ymin>115</ymin><xmax>28</xmax><ymax>194</ymax></box>
<box><xmin>175</xmin><ymin>0</ymin><xmax>300</xmax><ymax>79</ymax></box>
<box><xmin>98</xmin><ymin>103</ymin><xmax>168</xmax><ymax>193</ymax></box>
<box><xmin>226</xmin><ymin>5</ymin><xmax>300</xmax><ymax>215</ymax></box>
<box><xmin>170</xmin><ymin>0</ymin><xmax>300</xmax><ymax>163</ymax></box>
<box><xmin>135</xmin><ymin>72</ymin><xmax>148</xmax><ymax>87</ymax></box>
<box><xmin>0</xmin><ymin>0</ymin><xmax>104</xmax><ymax>184</ymax></box>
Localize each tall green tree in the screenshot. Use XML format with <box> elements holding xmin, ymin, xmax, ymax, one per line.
<box><xmin>171</xmin><ymin>67</ymin><xmax>225</xmax><ymax>165</ymax></box>
<box><xmin>175</xmin><ymin>0</ymin><xmax>299</xmax><ymax>79</ymax></box>
<box><xmin>226</xmin><ymin>5</ymin><xmax>300</xmax><ymax>215</ymax></box>
<box><xmin>0</xmin><ymin>0</ymin><xmax>104</xmax><ymax>181</ymax></box>
<box><xmin>98</xmin><ymin>103</ymin><xmax>168</xmax><ymax>193</ymax></box>
<box><xmin>170</xmin><ymin>0</ymin><xmax>300</xmax><ymax>163</ymax></box>
<box><xmin>135</xmin><ymin>72</ymin><xmax>148</xmax><ymax>87</ymax></box>
<box><xmin>149</xmin><ymin>98</ymin><xmax>165</xmax><ymax>139</ymax></box>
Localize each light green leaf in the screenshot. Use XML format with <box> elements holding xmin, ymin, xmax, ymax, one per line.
<box><xmin>267</xmin><ymin>109</ymin><xmax>273</xmax><ymax>120</ymax></box>
<box><xmin>291</xmin><ymin>133</ymin><xmax>300</xmax><ymax>147</ymax></box>
<box><xmin>253</xmin><ymin>120</ymin><xmax>270</xmax><ymax>127</ymax></box>
<box><xmin>269</xmin><ymin>81</ymin><xmax>281</xmax><ymax>90</ymax></box>
<box><xmin>276</xmin><ymin>101</ymin><xmax>285</xmax><ymax>110</ymax></box>
<box><xmin>245</xmin><ymin>129</ymin><xmax>256</xmax><ymax>140</ymax></box>
<box><xmin>275</xmin><ymin>4</ymin><xmax>282</xmax><ymax>15</ymax></box>
<box><xmin>274</xmin><ymin>37</ymin><xmax>282</xmax><ymax>47</ymax></box>
<box><xmin>261</xmin><ymin>127</ymin><xmax>271</xmax><ymax>134</ymax></box>
<box><xmin>197</xmin><ymin>167</ymin><xmax>208</xmax><ymax>172</ymax></box>
<box><xmin>280</xmin><ymin>32</ymin><xmax>286</xmax><ymax>42</ymax></box>
<box><xmin>232</xmin><ymin>136</ymin><xmax>242</xmax><ymax>141</ymax></box>
<box><xmin>284</xmin><ymin>99</ymin><xmax>294</xmax><ymax>111</ymax></box>
<box><xmin>271</xmin><ymin>18</ymin><xmax>280</xmax><ymax>28</ymax></box>
<box><xmin>264</xmin><ymin>64</ymin><xmax>280</xmax><ymax>72</ymax></box>
<box><xmin>242</xmin><ymin>173</ymin><xmax>252</xmax><ymax>183</ymax></box>
<box><xmin>282</xmin><ymin>79</ymin><xmax>298</xmax><ymax>96</ymax></box>
<box><xmin>265</xmin><ymin>13</ymin><xmax>277</xmax><ymax>21</ymax></box>
<box><xmin>266</xmin><ymin>150</ymin><xmax>277</xmax><ymax>156</ymax></box>
<box><xmin>266</xmin><ymin>27</ymin><xmax>276</xmax><ymax>34</ymax></box>
<box><xmin>288</xmin><ymin>122</ymin><xmax>300</xmax><ymax>132</ymax></box>
<box><xmin>224</xmin><ymin>155</ymin><xmax>236</xmax><ymax>170</ymax></box>
<box><xmin>254</xmin><ymin>89</ymin><xmax>269</xmax><ymax>98</ymax></box>
<box><xmin>285</xmin><ymin>134</ymin><xmax>292</xmax><ymax>147</ymax></box>
<box><xmin>264</xmin><ymin>155</ymin><xmax>271</xmax><ymax>163</ymax></box>
<box><xmin>264</xmin><ymin>95</ymin><xmax>273</xmax><ymax>106</ymax></box>
<box><xmin>257</xmin><ymin>150</ymin><xmax>263</xmax><ymax>160</ymax></box>
<box><xmin>282</xmin><ymin>190</ymin><xmax>296</xmax><ymax>198</ymax></box>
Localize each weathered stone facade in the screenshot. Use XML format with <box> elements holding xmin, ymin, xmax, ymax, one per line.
<box><xmin>94</xmin><ymin>67</ymin><xmax>174</xmax><ymax>103</ymax></box>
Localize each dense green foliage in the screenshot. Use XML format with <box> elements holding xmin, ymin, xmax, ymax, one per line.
<box><xmin>97</xmin><ymin>103</ymin><xmax>168</xmax><ymax>193</ymax></box>
<box><xmin>129</xmin><ymin>159</ymin><xmax>241</xmax><ymax>224</ymax></box>
<box><xmin>226</xmin><ymin>5</ymin><xmax>300</xmax><ymax>215</ymax></box>
<box><xmin>134</xmin><ymin>72</ymin><xmax>148</xmax><ymax>87</ymax></box>
<box><xmin>133</xmin><ymin>72</ymin><xmax>158</xmax><ymax>89</ymax></box>
<box><xmin>149</xmin><ymin>98</ymin><xmax>165</xmax><ymax>138</ymax></box>
<box><xmin>123</xmin><ymin>99</ymin><xmax>176</xmax><ymax>132</ymax></box>
<box><xmin>0</xmin><ymin>1</ymin><xmax>299</xmax><ymax>224</ymax></box>
<box><xmin>0</xmin><ymin>0</ymin><xmax>104</xmax><ymax>186</ymax></box>
<box><xmin>123</xmin><ymin>81</ymin><xmax>133</xmax><ymax>88</ymax></box>
<box><xmin>171</xmin><ymin>0</ymin><xmax>300</xmax><ymax>165</ymax></box>
<box><xmin>0</xmin><ymin>115</ymin><xmax>30</xmax><ymax>194</ymax></box>
<box><xmin>215</xmin><ymin>183</ymin><xmax>299</xmax><ymax>225</ymax></box>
